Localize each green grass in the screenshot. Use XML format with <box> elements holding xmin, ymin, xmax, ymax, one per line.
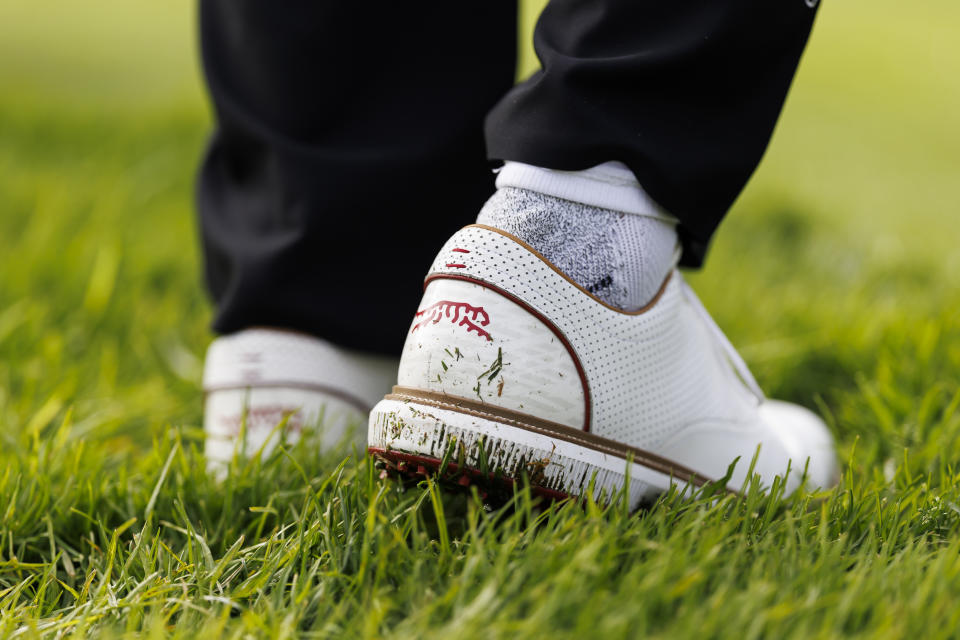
<box><xmin>2</xmin><ymin>0</ymin><xmax>960</xmax><ymax>636</ymax></box>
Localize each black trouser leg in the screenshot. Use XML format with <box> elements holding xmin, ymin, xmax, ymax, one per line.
<box><xmin>485</xmin><ymin>0</ymin><xmax>819</xmax><ymax>266</ymax></box>
<box><xmin>198</xmin><ymin>1</ymin><xmax>517</xmax><ymax>354</ymax></box>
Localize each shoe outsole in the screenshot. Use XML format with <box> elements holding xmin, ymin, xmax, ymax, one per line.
<box><xmin>368</xmin><ymin>447</ymin><xmax>572</xmax><ymax>506</ymax></box>
<box><xmin>368</xmin><ymin>397</ymin><xmax>703</xmax><ymax>511</ymax></box>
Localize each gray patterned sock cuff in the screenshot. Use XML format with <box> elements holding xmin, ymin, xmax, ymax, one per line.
<box><xmin>476</xmin><ymin>187</ymin><xmax>678</xmax><ymax>311</ymax></box>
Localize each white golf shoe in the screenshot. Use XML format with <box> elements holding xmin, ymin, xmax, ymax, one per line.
<box><xmin>204</xmin><ymin>328</ymin><xmax>397</xmax><ymax>464</ymax></box>
<box><xmin>367</xmin><ymin>225</ymin><xmax>838</xmax><ymax>508</ymax></box>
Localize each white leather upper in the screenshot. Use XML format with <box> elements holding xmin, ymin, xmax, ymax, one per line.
<box><xmin>203</xmin><ymin>328</ymin><xmax>398</xmax><ymax>409</ymax></box>
<box><xmin>401</xmin><ymin>226</ymin><xmax>838</xmax><ymax>490</ymax></box>
<box><xmin>422</xmin><ymin>226</ymin><xmax>757</xmax><ymax>451</ymax></box>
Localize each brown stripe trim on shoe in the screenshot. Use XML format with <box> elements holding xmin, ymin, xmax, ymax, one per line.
<box><xmin>387</xmin><ymin>386</ymin><xmax>716</xmax><ymax>488</ymax></box>
<box><xmin>203</xmin><ymin>382</ymin><xmax>372</xmax><ymax>413</ymax></box>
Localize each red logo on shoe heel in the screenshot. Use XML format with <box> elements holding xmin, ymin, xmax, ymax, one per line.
<box><xmin>411</xmin><ymin>301</ymin><xmax>492</xmax><ymax>341</ymax></box>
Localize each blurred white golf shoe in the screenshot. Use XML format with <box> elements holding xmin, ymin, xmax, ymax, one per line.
<box><xmin>203</xmin><ymin>328</ymin><xmax>397</xmax><ymax>465</ymax></box>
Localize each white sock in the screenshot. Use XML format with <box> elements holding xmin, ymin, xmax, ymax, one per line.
<box><xmin>476</xmin><ymin>161</ymin><xmax>679</xmax><ymax>311</ymax></box>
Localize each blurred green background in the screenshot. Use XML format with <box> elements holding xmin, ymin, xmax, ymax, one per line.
<box><xmin>2</xmin><ymin>5</ymin><xmax>960</xmax><ymax>634</ymax></box>
<box><xmin>0</xmin><ymin>0</ymin><xmax>957</xmax><ymax>457</ymax></box>
<box><xmin>1</xmin><ymin>0</ymin><xmax>957</xmax><ymax>247</ymax></box>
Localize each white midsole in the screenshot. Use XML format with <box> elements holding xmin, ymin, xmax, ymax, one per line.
<box><xmin>368</xmin><ymin>397</ymin><xmax>699</xmax><ymax>509</ymax></box>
